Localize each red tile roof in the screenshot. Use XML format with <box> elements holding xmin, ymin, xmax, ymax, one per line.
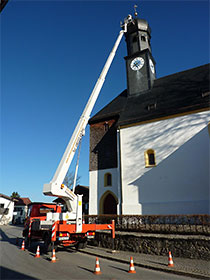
<box><xmin>15</xmin><ymin>197</ymin><xmax>31</xmax><ymax>206</ymax></box>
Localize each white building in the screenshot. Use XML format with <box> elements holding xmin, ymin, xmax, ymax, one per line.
<box><xmin>0</xmin><ymin>194</ymin><xmax>15</xmax><ymax>225</ymax></box>
<box><xmin>13</xmin><ymin>197</ymin><xmax>31</xmax><ymax>224</ymax></box>
<box><xmin>88</xmin><ymin>15</ymin><xmax>210</xmax><ymax>215</ymax></box>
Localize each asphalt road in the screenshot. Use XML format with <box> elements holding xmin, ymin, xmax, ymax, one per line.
<box><xmin>0</xmin><ymin>225</ymin><xmax>194</xmax><ymax>280</ymax></box>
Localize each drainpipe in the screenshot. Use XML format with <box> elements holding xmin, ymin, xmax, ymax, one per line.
<box><xmin>117</xmin><ymin>128</ymin><xmax>123</xmax><ymax>215</ymax></box>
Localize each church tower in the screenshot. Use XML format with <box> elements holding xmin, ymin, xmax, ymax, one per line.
<box><xmin>124</xmin><ymin>15</ymin><xmax>156</xmax><ymax>95</ymax></box>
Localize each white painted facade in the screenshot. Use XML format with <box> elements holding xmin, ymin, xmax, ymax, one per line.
<box><xmin>89</xmin><ymin>110</ymin><xmax>210</xmax><ymax>215</ymax></box>
<box><xmin>89</xmin><ymin>168</ymin><xmax>119</xmax><ymax>214</ymax></box>
<box><xmin>120</xmin><ymin>111</ymin><xmax>210</xmax><ymax>214</ymax></box>
<box><xmin>0</xmin><ymin>196</ymin><xmax>14</xmax><ymax>225</ymax></box>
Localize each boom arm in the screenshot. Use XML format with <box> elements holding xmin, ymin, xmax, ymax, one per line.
<box><xmin>43</xmin><ymin>19</ymin><xmax>129</xmax><ymax>202</ymax></box>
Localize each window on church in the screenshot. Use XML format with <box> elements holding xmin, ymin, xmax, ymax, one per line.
<box><xmin>104</xmin><ymin>122</ymin><xmax>109</xmax><ymax>132</ymax></box>
<box><xmin>104</xmin><ymin>173</ymin><xmax>112</xmax><ymax>187</ymax></box>
<box><xmin>145</xmin><ymin>149</ymin><xmax>156</xmax><ymax>167</ymax></box>
<box><xmin>141</xmin><ymin>35</ymin><xmax>146</xmax><ymax>41</ymax></box>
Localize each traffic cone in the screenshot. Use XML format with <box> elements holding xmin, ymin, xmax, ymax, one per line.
<box><xmin>128</xmin><ymin>257</ymin><xmax>136</xmax><ymax>273</ymax></box>
<box><xmin>21</xmin><ymin>240</ymin><xmax>25</xmax><ymax>251</ymax></box>
<box><xmin>35</xmin><ymin>245</ymin><xmax>40</xmax><ymax>258</ymax></box>
<box><xmin>51</xmin><ymin>249</ymin><xmax>57</xmax><ymax>263</ymax></box>
<box><xmin>93</xmin><ymin>257</ymin><xmax>102</xmax><ymax>275</ymax></box>
<box><xmin>168</xmin><ymin>251</ymin><xmax>174</xmax><ymax>267</ymax></box>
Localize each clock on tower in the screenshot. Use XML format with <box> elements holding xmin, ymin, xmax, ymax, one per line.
<box><xmin>123</xmin><ymin>15</ymin><xmax>156</xmax><ymax>95</ymax></box>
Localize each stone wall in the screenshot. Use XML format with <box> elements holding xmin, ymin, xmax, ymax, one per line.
<box><xmin>94</xmin><ymin>231</ymin><xmax>210</xmax><ymax>260</ymax></box>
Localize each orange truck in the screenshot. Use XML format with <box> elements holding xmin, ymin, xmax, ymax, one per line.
<box><xmin>23</xmin><ymin>202</ymin><xmax>115</xmax><ymax>252</ymax></box>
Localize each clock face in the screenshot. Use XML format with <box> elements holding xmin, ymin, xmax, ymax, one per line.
<box><xmin>149</xmin><ymin>59</ymin><xmax>155</xmax><ymax>74</ymax></box>
<box><xmin>130</xmin><ymin>57</ymin><xmax>144</xmax><ymax>71</ymax></box>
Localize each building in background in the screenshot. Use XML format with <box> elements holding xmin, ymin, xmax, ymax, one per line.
<box><xmin>0</xmin><ymin>193</ymin><xmax>15</xmax><ymax>225</ymax></box>
<box><xmin>13</xmin><ymin>197</ymin><xmax>31</xmax><ymax>224</ymax></box>
<box><xmin>88</xmin><ymin>14</ymin><xmax>210</xmax><ymax>215</ymax></box>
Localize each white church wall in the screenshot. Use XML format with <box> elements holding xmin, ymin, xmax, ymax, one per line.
<box><xmin>89</xmin><ymin>168</ymin><xmax>119</xmax><ymax>214</ymax></box>
<box><xmin>120</xmin><ymin>111</ymin><xmax>210</xmax><ymax>214</ymax></box>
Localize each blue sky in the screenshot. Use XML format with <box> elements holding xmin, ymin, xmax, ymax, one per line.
<box><xmin>1</xmin><ymin>0</ymin><xmax>209</xmax><ymax>202</ymax></box>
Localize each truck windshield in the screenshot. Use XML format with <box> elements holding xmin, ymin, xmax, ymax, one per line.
<box><xmin>39</xmin><ymin>207</ymin><xmax>55</xmax><ymax>215</ymax></box>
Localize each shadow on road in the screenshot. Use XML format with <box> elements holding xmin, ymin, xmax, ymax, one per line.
<box><xmin>1</xmin><ymin>226</ymin><xmax>81</xmax><ymax>258</ymax></box>
<box><xmin>0</xmin><ymin>229</ymin><xmax>20</xmax><ymax>246</ymax></box>
<box><xmin>148</xmin><ymin>260</ymin><xmax>168</xmax><ymax>267</ymax></box>
<box><xmin>77</xmin><ymin>265</ymin><xmax>94</xmax><ymax>274</ymax></box>
<box><xmin>0</xmin><ymin>266</ymin><xmax>38</xmax><ymax>280</ymax></box>
<box><xmin>109</xmin><ymin>265</ymin><xmax>128</xmax><ymax>273</ymax></box>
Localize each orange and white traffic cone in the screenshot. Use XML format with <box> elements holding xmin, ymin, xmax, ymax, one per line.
<box><xmin>128</xmin><ymin>257</ymin><xmax>136</xmax><ymax>273</ymax></box>
<box><xmin>35</xmin><ymin>245</ymin><xmax>40</xmax><ymax>258</ymax></box>
<box><xmin>168</xmin><ymin>251</ymin><xmax>174</xmax><ymax>267</ymax></box>
<box><xmin>21</xmin><ymin>240</ymin><xmax>25</xmax><ymax>251</ymax></box>
<box><xmin>51</xmin><ymin>249</ymin><xmax>57</xmax><ymax>263</ymax></box>
<box><xmin>93</xmin><ymin>257</ymin><xmax>102</xmax><ymax>275</ymax></box>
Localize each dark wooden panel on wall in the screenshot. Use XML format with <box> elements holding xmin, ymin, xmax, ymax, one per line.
<box><xmin>89</xmin><ymin>119</ymin><xmax>117</xmax><ymax>171</ymax></box>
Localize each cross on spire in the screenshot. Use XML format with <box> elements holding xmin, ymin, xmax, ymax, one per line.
<box><xmin>134</xmin><ymin>4</ymin><xmax>138</xmax><ymax>17</ymax></box>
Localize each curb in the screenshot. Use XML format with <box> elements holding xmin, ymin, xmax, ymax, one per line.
<box><xmin>78</xmin><ymin>248</ymin><xmax>209</xmax><ymax>280</ymax></box>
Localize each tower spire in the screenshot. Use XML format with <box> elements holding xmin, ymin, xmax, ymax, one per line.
<box><xmin>123</xmin><ymin>10</ymin><xmax>156</xmax><ymax>95</ymax></box>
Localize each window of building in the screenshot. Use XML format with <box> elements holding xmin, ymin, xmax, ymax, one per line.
<box><xmin>147</xmin><ymin>103</ymin><xmax>156</xmax><ymax>111</ymax></box>
<box><xmin>145</xmin><ymin>149</ymin><xmax>156</xmax><ymax>167</ymax></box>
<box><xmin>104</xmin><ymin>122</ymin><xmax>109</xmax><ymax>132</ymax></box>
<box><xmin>141</xmin><ymin>35</ymin><xmax>146</xmax><ymax>41</ymax></box>
<box><xmin>104</xmin><ymin>173</ymin><xmax>112</xmax><ymax>187</ymax></box>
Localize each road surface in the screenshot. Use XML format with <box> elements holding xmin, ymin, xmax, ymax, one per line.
<box><xmin>0</xmin><ymin>225</ymin><xmax>196</xmax><ymax>279</ymax></box>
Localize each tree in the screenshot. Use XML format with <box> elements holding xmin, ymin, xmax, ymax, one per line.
<box><xmin>63</xmin><ymin>171</ymin><xmax>81</xmax><ymax>190</ymax></box>
<box><xmin>11</xmin><ymin>192</ymin><xmax>20</xmax><ymax>198</ymax></box>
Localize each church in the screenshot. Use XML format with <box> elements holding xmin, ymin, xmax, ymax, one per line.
<box><xmin>88</xmin><ymin>14</ymin><xmax>210</xmax><ymax>215</ymax></box>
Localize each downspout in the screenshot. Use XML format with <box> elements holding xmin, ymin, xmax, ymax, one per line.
<box><xmin>117</xmin><ymin>128</ymin><xmax>123</xmax><ymax>215</ymax></box>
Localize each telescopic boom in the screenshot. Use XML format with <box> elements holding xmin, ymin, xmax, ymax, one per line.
<box><xmin>43</xmin><ymin>16</ymin><xmax>131</xmax><ymax>202</ymax></box>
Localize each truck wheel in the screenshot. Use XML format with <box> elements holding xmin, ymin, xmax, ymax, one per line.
<box><xmin>76</xmin><ymin>240</ymin><xmax>87</xmax><ymax>250</ymax></box>
<box><xmin>43</xmin><ymin>234</ymin><xmax>52</xmax><ymax>253</ymax></box>
<box><xmin>24</xmin><ymin>236</ymin><xmax>30</xmax><ymax>249</ymax></box>
<box><xmin>82</xmin><ymin>240</ymin><xmax>87</xmax><ymax>249</ymax></box>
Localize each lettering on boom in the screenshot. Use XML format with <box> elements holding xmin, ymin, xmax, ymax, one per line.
<box><xmin>65</xmin><ymin>119</ymin><xmax>86</xmax><ymax>164</ymax></box>
<box><xmin>65</xmin><ymin>187</ymin><xmax>76</xmax><ymax>198</ymax></box>
<box><xmin>73</xmin><ymin>130</ymin><xmax>83</xmax><ymax>153</ymax></box>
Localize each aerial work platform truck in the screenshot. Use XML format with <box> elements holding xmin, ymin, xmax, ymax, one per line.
<box><xmin>23</xmin><ymin>14</ymin><xmax>133</xmax><ymax>252</ymax></box>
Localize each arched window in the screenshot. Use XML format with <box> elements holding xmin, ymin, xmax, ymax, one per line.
<box><xmin>145</xmin><ymin>149</ymin><xmax>156</xmax><ymax>167</ymax></box>
<box><xmin>141</xmin><ymin>35</ymin><xmax>146</xmax><ymax>41</ymax></box>
<box><xmin>104</xmin><ymin>173</ymin><xmax>112</xmax><ymax>187</ymax></box>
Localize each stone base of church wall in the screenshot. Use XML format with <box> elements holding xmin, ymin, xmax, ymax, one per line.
<box><xmin>93</xmin><ymin>231</ymin><xmax>210</xmax><ymax>260</ymax></box>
